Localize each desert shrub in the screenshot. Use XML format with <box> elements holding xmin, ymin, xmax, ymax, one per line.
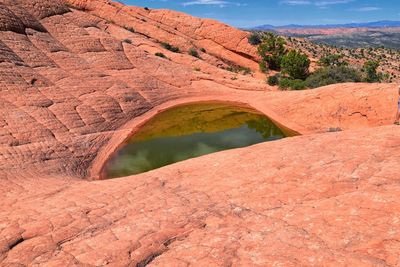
<box><xmin>281</xmin><ymin>50</ymin><xmax>310</xmax><ymax>80</ymax></box>
<box><xmin>248</xmin><ymin>32</ymin><xmax>262</xmax><ymax>45</ymax></box>
<box><xmin>144</xmin><ymin>7</ymin><xmax>150</xmax><ymax>11</ymax></box>
<box><xmin>155</xmin><ymin>52</ymin><xmax>167</xmax><ymax>58</ymax></box>
<box><xmin>363</xmin><ymin>60</ymin><xmax>381</xmax><ymax>82</ymax></box>
<box><xmin>160</xmin><ymin>42</ymin><xmax>180</xmax><ymax>53</ymax></box>
<box><xmin>257</xmin><ymin>32</ymin><xmax>287</xmax><ymax>71</ymax></box>
<box><xmin>327</xmin><ymin>127</ymin><xmax>343</xmax><ymax>132</ymax></box>
<box><xmin>241</xmin><ymin>67</ymin><xmax>252</xmax><ymax>75</ymax></box>
<box><xmin>200</xmin><ymin>48</ymin><xmax>206</xmax><ymax>53</ymax></box>
<box><xmin>188</xmin><ymin>48</ymin><xmax>200</xmax><ymax>58</ymax></box>
<box><xmin>305</xmin><ymin>66</ymin><xmax>362</xmax><ymax>88</ymax></box>
<box><xmin>279</xmin><ymin>78</ymin><xmax>307</xmax><ymax>90</ymax></box>
<box><xmin>319</xmin><ymin>54</ymin><xmax>348</xmax><ymax>67</ymax></box>
<box><xmin>30</xmin><ymin>78</ymin><xmax>38</xmax><ymax>85</ymax></box>
<box><xmin>227</xmin><ymin>66</ymin><xmax>252</xmax><ymax>75</ymax></box>
<box><xmin>122</xmin><ymin>39</ymin><xmax>132</xmax><ymax>44</ymax></box>
<box><xmin>124</xmin><ymin>26</ymin><xmax>135</xmax><ymax>33</ymax></box>
<box><xmin>381</xmin><ymin>72</ymin><xmax>391</xmax><ymax>82</ymax></box>
<box><xmin>267</xmin><ymin>74</ymin><xmax>280</xmax><ymax>86</ymax></box>
<box><xmin>259</xmin><ymin>61</ymin><xmax>268</xmax><ymax>73</ymax></box>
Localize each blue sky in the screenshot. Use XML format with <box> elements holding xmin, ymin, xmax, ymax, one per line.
<box><xmin>121</xmin><ymin>0</ymin><xmax>400</xmax><ymax>28</ymax></box>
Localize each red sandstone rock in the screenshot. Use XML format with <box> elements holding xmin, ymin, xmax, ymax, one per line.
<box><xmin>67</xmin><ymin>0</ymin><xmax>259</xmax><ymax>70</ymax></box>
<box><xmin>0</xmin><ymin>0</ymin><xmax>399</xmax><ymax>266</ymax></box>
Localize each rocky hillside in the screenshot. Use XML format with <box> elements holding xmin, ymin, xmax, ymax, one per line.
<box><xmin>1</xmin><ymin>0</ymin><xmax>400</xmax><ymax>266</ymax></box>
<box><xmin>67</xmin><ymin>0</ymin><xmax>259</xmax><ymax>70</ymax></box>
<box><xmin>284</xmin><ymin>36</ymin><xmax>400</xmax><ymax>82</ymax></box>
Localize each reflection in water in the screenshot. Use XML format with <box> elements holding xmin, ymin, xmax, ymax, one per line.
<box><xmin>103</xmin><ymin>103</ymin><xmax>286</xmax><ymax>178</ymax></box>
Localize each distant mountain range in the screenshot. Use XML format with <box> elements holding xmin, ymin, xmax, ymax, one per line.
<box><xmin>252</xmin><ymin>21</ymin><xmax>400</xmax><ymax>30</ymax></box>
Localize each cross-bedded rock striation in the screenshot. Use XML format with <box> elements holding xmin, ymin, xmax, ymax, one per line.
<box><xmin>0</xmin><ymin>0</ymin><xmax>400</xmax><ymax>266</ymax></box>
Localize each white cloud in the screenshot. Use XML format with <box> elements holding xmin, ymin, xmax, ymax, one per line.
<box><xmin>315</xmin><ymin>0</ymin><xmax>354</xmax><ymax>6</ymax></box>
<box><xmin>280</xmin><ymin>0</ymin><xmax>311</xmax><ymax>5</ymax></box>
<box><xmin>280</xmin><ymin>0</ymin><xmax>354</xmax><ymax>7</ymax></box>
<box><xmin>351</xmin><ymin>6</ymin><xmax>382</xmax><ymax>12</ymax></box>
<box><xmin>182</xmin><ymin>0</ymin><xmax>246</xmax><ymax>7</ymax></box>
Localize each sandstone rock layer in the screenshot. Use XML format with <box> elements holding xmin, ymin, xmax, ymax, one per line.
<box><xmin>0</xmin><ymin>0</ymin><xmax>399</xmax><ymax>266</ymax></box>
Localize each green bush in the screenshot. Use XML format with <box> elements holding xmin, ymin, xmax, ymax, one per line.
<box><xmin>161</xmin><ymin>42</ymin><xmax>180</xmax><ymax>53</ymax></box>
<box><xmin>259</xmin><ymin>61</ymin><xmax>268</xmax><ymax>73</ymax></box>
<box><xmin>124</xmin><ymin>26</ymin><xmax>135</xmax><ymax>33</ymax></box>
<box><xmin>200</xmin><ymin>48</ymin><xmax>206</xmax><ymax>53</ymax></box>
<box><xmin>257</xmin><ymin>32</ymin><xmax>287</xmax><ymax>71</ymax></box>
<box><xmin>267</xmin><ymin>74</ymin><xmax>280</xmax><ymax>86</ymax></box>
<box><xmin>305</xmin><ymin>66</ymin><xmax>362</xmax><ymax>88</ymax></box>
<box><xmin>319</xmin><ymin>54</ymin><xmax>348</xmax><ymax>67</ymax></box>
<box><xmin>363</xmin><ymin>60</ymin><xmax>381</xmax><ymax>82</ymax></box>
<box><xmin>241</xmin><ymin>67</ymin><xmax>252</xmax><ymax>75</ymax></box>
<box><xmin>188</xmin><ymin>48</ymin><xmax>200</xmax><ymax>58</ymax></box>
<box><xmin>279</xmin><ymin>78</ymin><xmax>307</xmax><ymax>90</ymax></box>
<box><xmin>281</xmin><ymin>50</ymin><xmax>310</xmax><ymax>80</ymax></box>
<box><xmin>155</xmin><ymin>52</ymin><xmax>167</xmax><ymax>59</ymax></box>
<box><xmin>226</xmin><ymin>66</ymin><xmax>252</xmax><ymax>75</ymax></box>
<box><xmin>122</xmin><ymin>39</ymin><xmax>132</xmax><ymax>44</ymax></box>
<box><xmin>248</xmin><ymin>33</ymin><xmax>262</xmax><ymax>45</ymax></box>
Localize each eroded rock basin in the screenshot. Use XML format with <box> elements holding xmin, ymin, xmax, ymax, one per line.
<box><xmin>102</xmin><ymin>103</ymin><xmax>286</xmax><ymax>178</ymax></box>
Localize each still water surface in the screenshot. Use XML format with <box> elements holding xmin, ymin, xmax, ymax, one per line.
<box><xmin>103</xmin><ymin>103</ymin><xmax>286</xmax><ymax>178</ymax></box>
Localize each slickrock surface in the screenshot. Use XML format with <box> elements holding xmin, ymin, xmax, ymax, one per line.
<box><xmin>66</xmin><ymin>0</ymin><xmax>259</xmax><ymax>70</ymax></box>
<box><xmin>1</xmin><ymin>0</ymin><xmax>400</xmax><ymax>266</ymax></box>
<box><xmin>2</xmin><ymin>127</ymin><xmax>400</xmax><ymax>266</ymax></box>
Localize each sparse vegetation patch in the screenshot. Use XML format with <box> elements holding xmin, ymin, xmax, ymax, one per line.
<box><xmin>155</xmin><ymin>52</ymin><xmax>167</xmax><ymax>59</ymax></box>
<box><xmin>124</xmin><ymin>26</ymin><xmax>135</xmax><ymax>33</ymax></box>
<box><xmin>188</xmin><ymin>48</ymin><xmax>200</xmax><ymax>58</ymax></box>
<box><xmin>248</xmin><ymin>32</ymin><xmax>262</xmax><ymax>45</ymax></box>
<box><xmin>161</xmin><ymin>42</ymin><xmax>180</xmax><ymax>53</ymax></box>
<box><xmin>267</xmin><ymin>74</ymin><xmax>280</xmax><ymax>86</ymax></box>
<box><xmin>226</xmin><ymin>66</ymin><xmax>252</xmax><ymax>75</ymax></box>
<box><xmin>278</xmin><ymin>78</ymin><xmax>307</xmax><ymax>90</ymax></box>
<box><xmin>305</xmin><ymin>66</ymin><xmax>362</xmax><ymax>88</ymax></box>
<box><xmin>253</xmin><ymin>31</ymin><xmax>392</xmax><ymax>90</ymax></box>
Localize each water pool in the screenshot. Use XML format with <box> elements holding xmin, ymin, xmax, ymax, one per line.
<box><xmin>102</xmin><ymin>103</ymin><xmax>286</xmax><ymax>178</ymax></box>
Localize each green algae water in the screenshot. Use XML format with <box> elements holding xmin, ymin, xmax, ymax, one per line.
<box><xmin>103</xmin><ymin>103</ymin><xmax>286</xmax><ymax>178</ymax></box>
